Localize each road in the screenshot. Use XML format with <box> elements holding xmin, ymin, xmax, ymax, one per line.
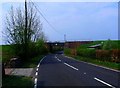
<box><xmin>35</xmin><ymin>54</ymin><xmax>120</xmax><ymax>87</ymax></box>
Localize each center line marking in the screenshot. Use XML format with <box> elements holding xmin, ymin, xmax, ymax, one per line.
<box><xmin>94</xmin><ymin>77</ymin><xmax>116</xmax><ymax>88</ymax></box>
<box><xmin>64</xmin><ymin>63</ymin><xmax>78</xmax><ymax>71</ymax></box>
<box><xmin>57</xmin><ymin>58</ymin><xmax>61</xmax><ymax>62</ymax></box>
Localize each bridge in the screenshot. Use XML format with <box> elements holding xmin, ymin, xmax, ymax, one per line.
<box><xmin>45</xmin><ymin>42</ymin><xmax>65</xmax><ymax>53</ymax></box>
<box><xmin>45</xmin><ymin>41</ymin><xmax>93</xmax><ymax>53</ymax></box>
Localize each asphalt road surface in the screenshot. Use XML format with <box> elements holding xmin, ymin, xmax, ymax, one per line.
<box><xmin>35</xmin><ymin>54</ymin><xmax>120</xmax><ymax>88</ymax></box>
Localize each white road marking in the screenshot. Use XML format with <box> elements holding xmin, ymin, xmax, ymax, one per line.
<box><xmin>36</xmin><ymin>68</ymin><xmax>38</xmax><ymax>71</ymax></box>
<box><xmin>34</xmin><ymin>84</ymin><xmax>37</xmax><ymax>88</ymax></box>
<box><xmin>34</xmin><ymin>56</ymin><xmax>46</xmax><ymax>88</ymax></box>
<box><xmin>64</xmin><ymin>62</ymin><xmax>78</xmax><ymax>71</ymax></box>
<box><xmin>65</xmin><ymin>55</ymin><xmax>120</xmax><ymax>73</ymax></box>
<box><xmin>39</xmin><ymin>56</ymin><xmax>46</xmax><ymax>65</ymax></box>
<box><xmin>57</xmin><ymin>58</ymin><xmax>61</xmax><ymax>62</ymax></box>
<box><xmin>55</xmin><ymin>56</ymin><xmax>61</xmax><ymax>62</ymax></box>
<box><xmin>37</xmin><ymin>64</ymin><xmax>40</xmax><ymax>68</ymax></box>
<box><xmin>34</xmin><ymin>78</ymin><xmax>37</xmax><ymax>88</ymax></box>
<box><xmin>94</xmin><ymin>77</ymin><xmax>116</xmax><ymax>88</ymax></box>
<box><xmin>34</xmin><ymin>78</ymin><xmax>37</xmax><ymax>84</ymax></box>
<box><xmin>35</xmin><ymin>72</ymin><xmax>38</xmax><ymax>76</ymax></box>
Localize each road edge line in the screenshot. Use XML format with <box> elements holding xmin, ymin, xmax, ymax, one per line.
<box><xmin>34</xmin><ymin>55</ymin><xmax>46</xmax><ymax>88</ymax></box>
<box><xmin>64</xmin><ymin>55</ymin><xmax>120</xmax><ymax>73</ymax></box>
<box><xmin>39</xmin><ymin>56</ymin><xmax>46</xmax><ymax>65</ymax></box>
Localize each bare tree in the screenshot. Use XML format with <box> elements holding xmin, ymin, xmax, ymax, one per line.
<box><xmin>5</xmin><ymin>2</ymin><xmax>45</xmax><ymax>59</ymax></box>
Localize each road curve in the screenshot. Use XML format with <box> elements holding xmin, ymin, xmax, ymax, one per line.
<box><xmin>35</xmin><ymin>54</ymin><xmax>120</xmax><ymax>87</ymax></box>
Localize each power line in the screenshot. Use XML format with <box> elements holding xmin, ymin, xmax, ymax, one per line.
<box><xmin>29</xmin><ymin>0</ymin><xmax>63</xmax><ymax>35</ymax></box>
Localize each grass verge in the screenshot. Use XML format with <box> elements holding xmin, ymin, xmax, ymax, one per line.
<box><xmin>74</xmin><ymin>56</ymin><xmax>120</xmax><ymax>70</ymax></box>
<box><xmin>2</xmin><ymin>75</ymin><xmax>34</xmax><ymax>88</ymax></box>
<box><xmin>22</xmin><ymin>55</ymin><xmax>45</xmax><ymax>68</ymax></box>
<box><xmin>2</xmin><ymin>45</ymin><xmax>14</xmax><ymax>63</ymax></box>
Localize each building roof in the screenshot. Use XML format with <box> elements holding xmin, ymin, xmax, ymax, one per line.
<box><xmin>88</xmin><ymin>44</ymin><xmax>102</xmax><ymax>48</ymax></box>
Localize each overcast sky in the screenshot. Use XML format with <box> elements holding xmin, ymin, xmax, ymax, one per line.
<box><xmin>1</xmin><ymin>0</ymin><xmax>118</xmax><ymax>44</ymax></box>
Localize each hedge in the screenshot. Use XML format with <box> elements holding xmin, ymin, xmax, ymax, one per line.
<box><xmin>96</xmin><ymin>49</ymin><xmax>120</xmax><ymax>62</ymax></box>
<box><xmin>64</xmin><ymin>48</ymin><xmax>71</xmax><ymax>55</ymax></box>
<box><xmin>77</xmin><ymin>48</ymin><xmax>96</xmax><ymax>58</ymax></box>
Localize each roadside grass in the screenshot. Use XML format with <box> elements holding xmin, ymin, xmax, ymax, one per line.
<box><xmin>2</xmin><ymin>45</ymin><xmax>14</xmax><ymax>63</ymax></box>
<box><xmin>74</xmin><ymin>56</ymin><xmax>120</xmax><ymax>70</ymax></box>
<box><xmin>74</xmin><ymin>40</ymin><xmax>120</xmax><ymax>70</ymax></box>
<box><xmin>2</xmin><ymin>75</ymin><xmax>34</xmax><ymax>88</ymax></box>
<box><xmin>22</xmin><ymin>55</ymin><xmax>44</xmax><ymax>68</ymax></box>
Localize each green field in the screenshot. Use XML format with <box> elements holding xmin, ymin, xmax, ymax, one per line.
<box><xmin>78</xmin><ymin>40</ymin><xmax>120</xmax><ymax>49</ymax></box>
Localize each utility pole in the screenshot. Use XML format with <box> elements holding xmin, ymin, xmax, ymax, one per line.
<box><xmin>64</xmin><ymin>34</ymin><xmax>66</xmax><ymax>42</ymax></box>
<box><xmin>25</xmin><ymin>0</ymin><xmax>27</xmax><ymax>43</ymax></box>
<box><xmin>25</xmin><ymin>0</ymin><xmax>28</xmax><ymax>59</ymax></box>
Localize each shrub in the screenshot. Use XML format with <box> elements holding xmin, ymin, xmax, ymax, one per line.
<box><xmin>35</xmin><ymin>39</ymin><xmax>48</xmax><ymax>55</ymax></box>
<box><xmin>102</xmin><ymin>40</ymin><xmax>119</xmax><ymax>50</ymax></box>
<box><xmin>77</xmin><ymin>48</ymin><xmax>96</xmax><ymax>58</ymax></box>
<box><xmin>10</xmin><ymin>39</ymin><xmax>48</xmax><ymax>60</ymax></box>
<box><xmin>102</xmin><ymin>39</ymin><xmax>112</xmax><ymax>50</ymax></box>
<box><xmin>96</xmin><ymin>50</ymin><xmax>111</xmax><ymax>61</ymax></box>
<box><xmin>71</xmin><ymin>49</ymin><xmax>77</xmax><ymax>56</ymax></box>
<box><xmin>28</xmin><ymin>42</ymin><xmax>37</xmax><ymax>57</ymax></box>
<box><xmin>96</xmin><ymin>49</ymin><xmax>120</xmax><ymax>62</ymax></box>
<box><xmin>64</xmin><ymin>48</ymin><xmax>71</xmax><ymax>55</ymax></box>
<box><xmin>111</xmin><ymin>49</ymin><xmax>120</xmax><ymax>62</ymax></box>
